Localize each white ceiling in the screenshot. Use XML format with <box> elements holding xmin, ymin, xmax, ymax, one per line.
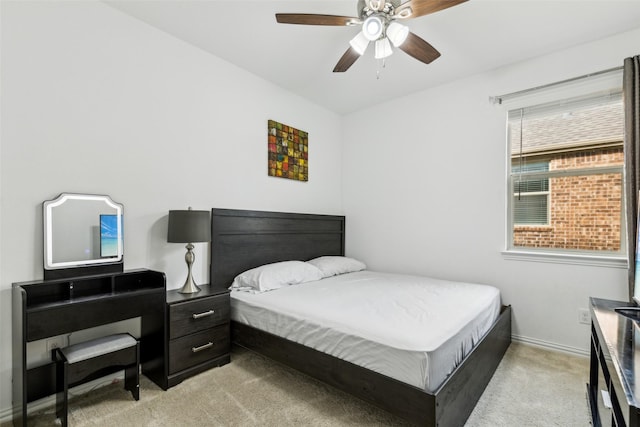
<box><xmin>104</xmin><ymin>0</ymin><xmax>640</xmax><ymax>114</ymax></box>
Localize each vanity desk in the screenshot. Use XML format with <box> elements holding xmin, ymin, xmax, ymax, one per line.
<box><xmin>12</xmin><ymin>193</ymin><xmax>171</xmax><ymax>426</ymax></box>
<box><xmin>12</xmin><ymin>269</ymin><xmax>167</xmax><ymax>426</ymax></box>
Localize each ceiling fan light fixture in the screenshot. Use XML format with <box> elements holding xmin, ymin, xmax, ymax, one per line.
<box><xmin>386</xmin><ymin>22</ymin><xmax>409</xmax><ymax>47</ymax></box>
<box><xmin>362</xmin><ymin>15</ymin><xmax>384</xmax><ymax>41</ymax></box>
<box><xmin>374</xmin><ymin>37</ymin><xmax>393</xmax><ymax>59</ymax></box>
<box><xmin>349</xmin><ymin>31</ymin><xmax>370</xmax><ymax>55</ymax></box>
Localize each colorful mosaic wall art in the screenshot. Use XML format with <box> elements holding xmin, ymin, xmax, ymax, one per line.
<box><xmin>268</xmin><ymin>119</ymin><xmax>308</xmax><ymax>182</ymax></box>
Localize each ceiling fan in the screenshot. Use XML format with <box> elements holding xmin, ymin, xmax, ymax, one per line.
<box><xmin>275</xmin><ymin>0</ymin><xmax>468</xmax><ymax>72</ymax></box>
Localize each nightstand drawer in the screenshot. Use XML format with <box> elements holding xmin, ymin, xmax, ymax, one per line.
<box><xmin>169</xmin><ymin>324</ymin><xmax>230</xmax><ymax>374</ymax></box>
<box><xmin>169</xmin><ymin>293</ymin><xmax>230</xmax><ymax>339</ymax></box>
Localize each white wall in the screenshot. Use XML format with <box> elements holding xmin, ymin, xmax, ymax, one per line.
<box><xmin>342</xmin><ymin>27</ymin><xmax>640</xmax><ymax>355</ymax></box>
<box><xmin>0</xmin><ymin>0</ymin><xmax>342</xmax><ymax>417</ymax></box>
<box><xmin>2</xmin><ymin>0</ymin><xmax>639</xmax><ymax>420</ymax></box>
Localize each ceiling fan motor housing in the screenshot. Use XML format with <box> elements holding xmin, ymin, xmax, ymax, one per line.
<box><xmin>359</xmin><ymin>0</ymin><xmax>396</xmax><ymax>19</ymax></box>
<box><xmin>357</xmin><ymin>0</ymin><xmax>402</xmax><ymax>18</ymax></box>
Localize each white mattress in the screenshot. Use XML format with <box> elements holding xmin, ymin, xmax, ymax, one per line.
<box><xmin>230</xmin><ymin>270</ymin><xmax>501</xmax><ymax>392</ymax></box>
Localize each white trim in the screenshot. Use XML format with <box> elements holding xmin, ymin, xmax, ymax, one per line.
<box><xmin>502</xmin><ymin>249</ymin><xmax>627</xmax><ymax>268</ymax></box>
<box><xmin>512</xmin><ymin>334</ymin><xmax>589</xmax><ymax>358</ymax></box>
<box><xmin>515</xmin><ymin>165</ymin><xmax>623</xmax><ymax>180</ymax></box>
<box><xmin>503</xmin><ymin>80</ymin><xmax>626</xmax><ymax>262</ymax></box>
<box><xmin>0</xmin><ymin>407</ymin><xmax>12</xmax><ymax>425</ymax></box>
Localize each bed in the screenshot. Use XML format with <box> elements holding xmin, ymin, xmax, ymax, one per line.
<box><xmin>210</xmin><ymin>208</ymin><xmax>511</xmax><ymax>426</ymax></box>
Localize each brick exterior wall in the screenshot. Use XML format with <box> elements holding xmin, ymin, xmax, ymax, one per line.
<box><xmin>513</xmin><ymin>147</ymin><xmax>623</xmax><ymax>252</ymax></box>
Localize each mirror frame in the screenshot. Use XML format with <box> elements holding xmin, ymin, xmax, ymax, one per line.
<box><xmin>43</xmin><ymin>193</ymin><xmax>124</xmax><ymax>279</ymax></box>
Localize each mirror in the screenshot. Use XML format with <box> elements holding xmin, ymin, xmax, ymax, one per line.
<box><xmin>43</xmin><ymin>193</ymin><xmax>124</xmax><ymax>278</ymax></box>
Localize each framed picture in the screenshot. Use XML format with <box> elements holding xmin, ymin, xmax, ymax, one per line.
<box><xmin>268</xmin><ymin>119</ymin><xmax>308</xmax><ymax>182</ymax></box>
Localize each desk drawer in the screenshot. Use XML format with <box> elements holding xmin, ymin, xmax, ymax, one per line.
<box><xmin>169</xmin><ymin>294</ymin><xmax>230</xmax><ymax>339</ymax></box>
<box><xmin>26</xmin><ymin>290</ymin><xmax>164</xmax><ymax>341</ymax></box>
<box><xmin>169</xmin><ymin>324</ymin><xmax>230</xmax><ymax>374</ymax></box>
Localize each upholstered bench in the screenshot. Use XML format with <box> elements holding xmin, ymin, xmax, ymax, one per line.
<box><xmin>54</xmin><ymin>333</ymin><xmax>139</xmax><ymax>426</ymax></box>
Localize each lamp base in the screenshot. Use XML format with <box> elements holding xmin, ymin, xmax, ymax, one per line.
<box><xmin>178</xmin><ymin>243</ymin><xmax>202</xmax><ymax>294</ymax></box>
<box><xmin>179</xmin><ymin>277</ymin><xmax>201</xmax><ymax>294</ymax></box>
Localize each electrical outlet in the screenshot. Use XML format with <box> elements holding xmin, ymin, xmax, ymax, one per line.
<box><xmin>578</xmin><ymin>308</ymin><xmax>591</xmax><ymax>325</ymax></box>
<box><xmin>46</xmin><ymin>337</ymin><xmax>65</xmax><ymax>352</ymax></box>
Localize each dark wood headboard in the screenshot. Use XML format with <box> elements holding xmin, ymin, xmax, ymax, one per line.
<box><xmin>210</xmin><ymin>208</ymin><xmax>345</xmax><ymax>287</ymax></box>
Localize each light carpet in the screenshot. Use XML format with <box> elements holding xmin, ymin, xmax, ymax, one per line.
<box><xmin>10</xmin><ymin>343</ymin><xmax>590</xmax><ymax>426</ymax></box>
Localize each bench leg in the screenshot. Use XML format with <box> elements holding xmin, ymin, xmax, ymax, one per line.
<box><xmin>124</xmin><ymin>342</ymin><xmax>140</xmax><ymax>401</ymax></box>
<box><xmin>54</xmin><ymin>335</ymin><xmax>140</xmax><ymax>424</ymax></box>
<box><xmin>55</xmin><ymin>359</ymin><xmax>69</xmax><ymax>427</ymax></box>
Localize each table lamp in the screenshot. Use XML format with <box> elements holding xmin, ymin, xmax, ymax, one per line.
<box><xmin>167</xmin><ymin>207</ymin><xmax>210</xmax><ymax>294</ymax></box>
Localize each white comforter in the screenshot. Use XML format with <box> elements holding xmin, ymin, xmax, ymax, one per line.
<box><xmin>231</xmin><ymin>270</ymin><xmax>501</xmax><ymax>392</ymax></box>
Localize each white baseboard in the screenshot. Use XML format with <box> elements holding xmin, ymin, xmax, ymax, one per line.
<box><xmin>0</xmin><ymin>372</ymin><xmax>123</xmax><ymax>424</ymax></box>
<box><xmin>0</xmin><ymin>406</ymin><xmax>13</xmax><ymax>425</ymax></box>
<box><xmin>512</xmin><ymin>334</ymin><xmax>590</xmax><ymax>358</ymax></box>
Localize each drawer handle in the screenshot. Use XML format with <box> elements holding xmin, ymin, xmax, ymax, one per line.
<box><xmin>192</xmin><ymin>342</ymin><xmax>213</xmax><ymax>353</ymax></box>
<box><xmin>192</xmin><ymin>309</ymin><xmax>215</xmax><ymax>319</ymax></box>
<box><xmin>601</xmin><ymin>389</ymin><xmax>612</xmax><ymax>409</ymax></box>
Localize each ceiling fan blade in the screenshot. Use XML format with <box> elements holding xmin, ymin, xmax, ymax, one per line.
<box><xmin>276</xmin><ymin>13</ymin><xmax>359</xmax><ymax>26</ymax></box>
<box><xmin>398</xmin><ymin>32</ymin><xmax>441</xmax><ymax>65</ymax></box>
<box><xmin>396</xmin><ymin>0</ymin><xmax>468</xmax><ymax>19</ymax></box>
<box><xmin>333</xmin><ymin>47</ymin><xmax>361</xmax><ymax>72</ymax></box>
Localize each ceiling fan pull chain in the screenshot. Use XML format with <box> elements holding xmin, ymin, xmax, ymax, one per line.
<box><xmin>376</xmin><ymin>58</ymin><xmax>387</xmax><ymax>80</ymax></box>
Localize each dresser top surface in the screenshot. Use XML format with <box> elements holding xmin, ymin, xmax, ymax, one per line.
<box><xmin>166</xmin><ymin>284</ymin><xmax>229</xmax><ymax>304</ymax></box>
<box><xmin>591</xmin><ymin>297</ymin><xmax>640</xmax><ymax>409</ymax></box>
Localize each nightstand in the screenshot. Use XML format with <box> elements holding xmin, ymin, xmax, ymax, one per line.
<box><xmin>166</xmin><ymin>285</ymin><xmax>230</xmax><ymax>388</ymax></box>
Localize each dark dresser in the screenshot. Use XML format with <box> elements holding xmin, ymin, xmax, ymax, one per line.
<box><xmin>589</xmin><ymin>297</ymin><xmax>640</xmax><ymax>427</ymax></box>
<box><xmin>166</xmin><ymin>285</ymin><xmax>230</xmax><ymax>387</ymax></box>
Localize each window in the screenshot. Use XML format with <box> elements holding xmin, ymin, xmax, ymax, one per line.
<box><xmin>506</xmin><ymin>91</ymin><xmax>625</xmax><ymax>259</ymax></box>
<box><xmin>512</xmin><ymin>161</ymin><xmax>549</xmax><ymax>225</ymax></box>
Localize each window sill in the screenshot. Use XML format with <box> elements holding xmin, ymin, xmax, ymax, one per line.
<box><xmin>502</xmin><ymin>249</ymin><xmax>627</xmax><ymax>268</ymax></box>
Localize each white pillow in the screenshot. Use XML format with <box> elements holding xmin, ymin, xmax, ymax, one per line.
<box><xmin>307</xmin><ymin>256</ymin><xmax>366</xmax><ymax>278</ymax></box>
<box><xmin>230</xmin><ymin>260</ymin><xmax>323</xmax><ymax>293</ymax></box>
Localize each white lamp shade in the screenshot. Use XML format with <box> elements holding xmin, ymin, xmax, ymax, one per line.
<box><xmin>349</xmin><ymin>31</ymin><xmax>370</xmax><ymax>55</ymax></box>
<box><xmin>362</xmin><ymin>15</ymin><xmax>384</xmax><ymax>41</ymax></box>
<box><xmin>374</xmin><ymin>38</ymin><xmax>393</xmax><ymax>59</ymax></box>
<box><xmin>387</xmin><ymin>22</ymin><xmax>409</xmax><ymax>47</ymax></box>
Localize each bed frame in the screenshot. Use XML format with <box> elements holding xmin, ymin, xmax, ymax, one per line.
<box><xmin>210</xmin><ymin>208</ymin><xmax>511</xmax><ymax>426</ymax></box>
